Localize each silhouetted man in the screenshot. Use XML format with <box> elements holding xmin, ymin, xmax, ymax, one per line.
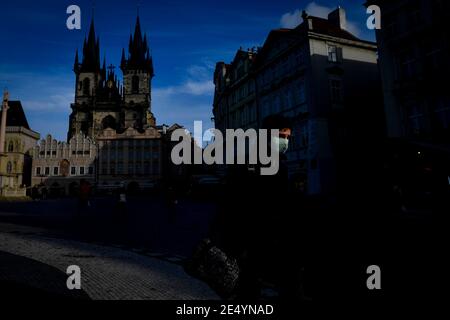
<box><xmin>215</xmin><ymin>115</ymin><xmax>304</xmax><ymax>303</ymax></box>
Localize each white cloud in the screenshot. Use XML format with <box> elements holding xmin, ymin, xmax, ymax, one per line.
<box><xmin>346</xmin><ymin>21</ymin><xmax>362</xmax><ymax>38</ymax></box>
<box><xmin>305</xmin><ymin>2</ymin><xmax>332</xmax><ymax>18</ymax></box>
<box><xmin>280</xmin><ymin>9</ymin><xmax>302</xmax><ymax>29</ymax></box>
<box><xmin>152</xmin><ymin>62</ymin><xmax>215</xmax><ymax>131</ymax></box>
<box><xmin>23</xmin><ymin>92</ymin><xmax>73</xmax><ymax>113</ymax></box>
<box><xmin>280</xmin><ymin>2</ymin><xmax>362</xmax><ymax>37</ymax></box>
<box><xmin>154</xmin><ymin>80</ymin><xmax>214</xmax><ymax>97</ymax></box>
<box><xmin>154</xmin><ymin>62</ymin><xmax>215</xmax><ymax>98</ymax></box>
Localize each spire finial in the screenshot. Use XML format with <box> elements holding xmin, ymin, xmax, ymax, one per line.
<box><xmin>2</xmin><ymin>88</ymin><xmax>9</xmax><ymax>109</ymax></box>
<box><xmin>91</xmin><ymin>0</ymin><xmax>95</xmax><ymax>20</ymax></box>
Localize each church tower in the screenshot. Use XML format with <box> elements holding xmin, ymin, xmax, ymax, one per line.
<box><xmin>121</xmin><ymin>15</ymin><xmax>156</xmax><ymax>128</ymax></box>
<box><xmin>69</xmin><ymin>17</ymin><xmax>107</xmax><ymax>140</ymax></box>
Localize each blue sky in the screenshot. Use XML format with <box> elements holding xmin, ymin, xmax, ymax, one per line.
<box><xmin>0</xmin><ymin>0</ymin><xmax>375</xmax><ymax>141</ymax></box>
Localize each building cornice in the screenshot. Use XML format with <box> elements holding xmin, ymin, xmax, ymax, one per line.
<box><xmin>6</xmin><ymin>126</ymin><xmax>40</xmax><ymax>140</ymax></box>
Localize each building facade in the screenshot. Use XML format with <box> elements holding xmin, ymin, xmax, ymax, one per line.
<box><xmin>0</xmin><ymin>93</ymin><xmax>40</xmax><ymax>197</ymax></box>
<box><xmin>367</xmin><ymin>0</ymin><xmax>450</xmax><ymax>142</ymax></box>
<box><xmin>213</xmin><ymin>7</ymin><xmax>382</xmax><ymax>195</ymax></box>
<box><xmin>30</xmin><ymin>133</ymin><xmax>96</xmax><ymax>196</ymax></box>
<box><xmin>96</xmin><ymin>127</ymin><xmax>162</xmax><ymax>191</ymax></box>
<box><xmin>28</xmin><ymin>15</ymin><xmax>185</xmax><ymax>195</ymax></box>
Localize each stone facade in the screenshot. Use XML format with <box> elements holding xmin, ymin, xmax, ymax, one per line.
<box><xmin>96</xmin><ymin>127</ymin><xmax>163</xmax><ymax>191</ymax></box>
<box><xmin>367</xmin><ymin>0</ymin><xmax>450</xmax><ymax>142</ymax></box>
<box><xmin>68</xmin><ymin>16</ymin><xmax>155</xmax><ymax>141</ymax></box>
<box><xmin>0</xmin><ymin>95</ymin><xmax>40</xmax><ymax>197</ymax></box>
<box><xmin>213</xmin><ymin>7</ymin><xmax>383</xmax><ymax>195</ymax></box>
<box><xmin>30</xmin><ymin>133</ymin><xmax>96</xmax><ymax>196</ymax></box>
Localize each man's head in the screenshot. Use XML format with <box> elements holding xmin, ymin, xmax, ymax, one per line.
<box><xmin>262</xmin><ymin>115</ymin><xmax>292</xmax><ymax>154</ymax></box>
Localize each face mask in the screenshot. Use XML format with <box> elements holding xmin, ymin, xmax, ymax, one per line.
<box><xmin>272</xmin><ymin>136</ymin><xmax>289</xmax><ymax>154</ymax></box>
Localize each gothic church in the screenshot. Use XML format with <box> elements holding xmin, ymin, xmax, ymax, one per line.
<box><xmin>68</xmin><ymin>15</ymin><xmax>156</xmax><ymax>141</ymax></box>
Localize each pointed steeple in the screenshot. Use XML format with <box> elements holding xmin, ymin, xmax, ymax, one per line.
<box><xmin>80</xmin><ymin>16</ymin><xmax>101</xmax><ymax>72</ymax></box>
<box><xmin>134</xmin><ymin>15</ymin><xmax>142</xmax><ymax>44</ymax></box>
<box><xmin>123</xmin><ymin>15</ymin><xmax>153</xmax><ymax>74</ymax></box>
<box><xmin>121</xmin><ymin>48</ymin><xmax>126</xmax><ymax>70</ymax></box>
<box><xmin>102</xmin><ymin>56</ymin><xmax>106</xmax><ymax>79</ymax></box>
<box><xmin>74</xmin><ymin>49</ymin><xmax>80</xmax><ymax>73</ymax></box>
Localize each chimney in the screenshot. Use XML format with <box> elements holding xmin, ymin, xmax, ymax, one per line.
<box><xmin>328</xmin><ymin>6</ymin><xmax>347</xmax><ymax>30</ymax></box>
<box><xmin>302</xmin><ymin>10</ymin><xmax>313</xmax><ymax>30</ymax></box>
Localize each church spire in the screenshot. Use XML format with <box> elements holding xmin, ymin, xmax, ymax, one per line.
<box><xmin>74</xmin><ymin>49</ymin><xmax>80</xmax><ymax>73</ymax></box>
<box><xmin>80</xmin><ymin>16</ymin><xmax>101</xmax><ymax>72</ymax></box>
<box><xmin>121</xmin><ymin>48</ymin><xmax>126</xmax><ymax>69</ymax></box>
<box><xmin>122</xmin><ymin>15</ymin><xmax>153</xmax><ymax>74</ymax></box>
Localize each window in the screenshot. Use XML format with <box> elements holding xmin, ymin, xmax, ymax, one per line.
<box><xmin>398</xmin><ymin>49</ymin><xmax>418</xmax><ymax>79</ymax></box>
<box><xmin>135</xmin><ymin>163</ymin><xmax>142</xmax><ymax>175</ymax></box>
<box><xmin>296</xmin><ymin>80</ymin><xmax>306</xmax><ymax>105</ymax></box>
<box><xmin>424</xmin><ymin>42</ymin><xmax>442</xmax><ymax>72</ymax></box>
<box><xmin>273</xmin><ymin>95</ymin><xmax>281</xmax><ymax>113</ymax></box>
<box><xmin>132</xmin><ymin>75</ymin><xmax>140</xmax><ymax>94</ymax></box>
<box><xmin>8</xmin><ymin>142</ymin><xmax>14</xmax><ymax>152</ymax></box>
<box><xmin>328</xmin><ymin>46</ymin><xmax>338</xmax><ymax>63</ymax></box>
<box><xmin>53</xmin><ymin>167</ymin><xmax>59</xmax><ymax>176</ymax></box>
<box><xmin>407</xmin><ymin>103</ymin><xmax>426</xmax><ymax>136</ymax></box>
<box><xmin>36</xmin><ymin>167</ymin><xmax>41</xmax><ymax>176</ymax></box>
<box><xmin>128</xmin><ymin>148</ymin><xmax>134</xmax><ymax>161</ymax></box>
<box><xmin>144</xmin><ymin>162</ymin><xmax>151</xmax><ymax>175</ymax></box>
<box><xmin>79</xmin><ymin>167</ymin><xmax>85</xmax><ymax>175</ymax></box>
<box><xmin>128</xmin><ymin>162</ymin><xmax>134</xmax><ymax>175</ymax></box>
<box><xmin>330</xmin><ymin>79</ymin><xmax>343</xmax><ymax>103</ymax></box>
<box><xmin>71</xmin><ymin>166</ymin><xmax>76</xmax><ymax>175</ymax></box>
<box><xmin>45</xmin><ymin>167</ymin><xmax>50</xmax><ymax>176</ymax></box>
<box><xmin>152</xmin><ymin>161</ymin><xmax>160</xmax><ymax>175</ymax></box>
<box><xmin>83</xmin><ymin>78</ymin><xmax>90</xmax><ymax>96</ymax></box>
<box><xmin>117</xmin><ymin>162</ymin><xmax>124</xmax><ymax>174</ymax></box>
<box><xmin>7</xmin><ymin>162</ymin><xmax>12</xmax><ymax>174</ymax></box>
<box><xmin>88</xmin><ymin>167</ymin><xmax>94</xmax><ymax>175</ymax></box>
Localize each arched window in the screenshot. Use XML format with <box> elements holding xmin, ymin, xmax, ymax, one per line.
<box><xmin>132</xmin><ymin>75</ymin><xmax>140</xmax><ymax>94</ymax></box>
<box><xmin>102</xmin><ymin>115</ymin><xmax>117</xmax><ymax>130</ymax></box>
<box><xmin>83</xmin><ymin>78</ymin><xmax>91</xmax><ymax>96</ymax></box>
<box><xmin>8</xmin><ymin>141</ymin><xmax>14</xmax><ymax>152</ymax></box>
<box><xmin>6</xmin><ymin>162</ymin><xmax>12</xmax><ymax>174</ymax></box>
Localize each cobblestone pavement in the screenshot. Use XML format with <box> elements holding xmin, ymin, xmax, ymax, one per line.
<box><xmin>0</xmin><ymin>225</ymin><xmax>219</xmax><ymax>300</ymax></box>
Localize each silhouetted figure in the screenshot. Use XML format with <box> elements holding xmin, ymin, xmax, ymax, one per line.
<box><xmin>211</xmin><ymin>115</ymin><xmax>305</xmax><ymax>305</ymax></box>
<box><xmin>78</xmin><ymin>180</ymin><xmax>91</xmax><ymax>216</ymax></box>
<box><xmin>113</xmin><ymin>185</ymin><xmax>128</xmax><ymax>219</ymax></box>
